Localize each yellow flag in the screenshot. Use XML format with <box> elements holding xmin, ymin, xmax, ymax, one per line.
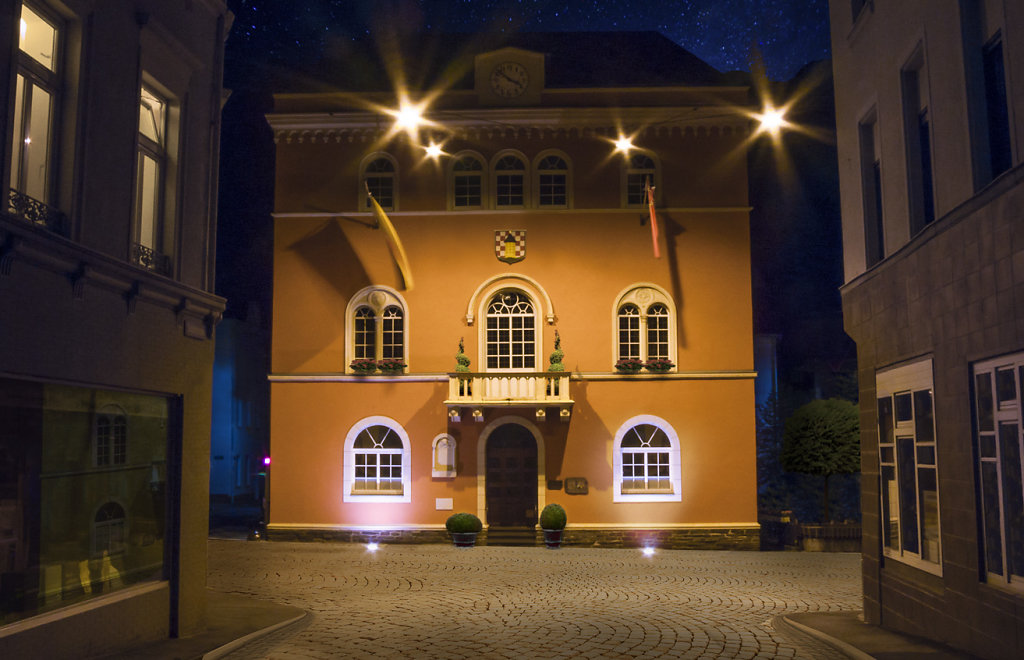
<box><xmin>367</xmin><ymin>192</ymin><xmax>414</xmax><ymax>291</ymax></box>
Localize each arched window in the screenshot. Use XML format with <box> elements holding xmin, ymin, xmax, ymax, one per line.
<box><xmin>492</xmin><ymin>152</ymin><xmax>527</xmax><ymax>208</ymax></box>
<box><xmin>486</xmin><ymin>291</ymin><xmax>537</xmax><ymax>370</ymax></box>
<box><xmin>624</xmin><ymin>152</ymin><xmax>658</xmax><ymax>207</ymax></box>
<box><xmin>613</xmin><ymin>415</ymin><xmax>682</xmax><ymax>502</ymax></box>
<box><xmin>613</xmin><ymin>285</ymin><xmax>676</xmax><ymax>368</ymax></box>
<box><xmin>362</xmin><ymin>154</ymin><xmax>397</xmax><ymax>210</ymax></box>
<box><xmin>343</xmin><ymin>416</ymin><xmax>411</xmax><ymax>502</ymax></box>
<box><xmin>95</xmin><ymin>405</ymin><xmax>128</xmax><ymax>467</ymax></box>
<box><xmin>346</xmin><ymin>287</ymin><xmax>408</xmax><ymax>371</ymax></box>
<box><xmin>450</xmin><ymin>152</ymin><xmax>484</xmax><ymax>208</ymax></box>
<box><xmin>92</xmin><ymin>501</ymin><xmax>126</xmax><ymax>556</ymax></box>
<box><xmin>534</xmin><ymin>151</ymin><xmax>570</xmax><ymax>208</ymax></box>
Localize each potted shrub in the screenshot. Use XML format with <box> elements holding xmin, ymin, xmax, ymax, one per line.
<box><xmin>455</xmin><ymin>338</ymin><xmax>471</xmax><ymax>372</ymax></box>
<box><xmin>445</xmin><ymin>512</ymin><xmax>482</xmax><ymax>547</ymax></box>
<box><xmin>644</xmin><ymin>358</ymin><xmax>675</xmax><ymax>373</ymax></box>
<box><xmin>615</xmin><ymin>357</ymin><xmax>644</xmax><ymax>374</ymax></box>
<box><xmin>539</xmin><ymin>503</ymin><xmax>567</xmax><ymax>549</ymax></box>
<box><xmin>548</xmin><ymin>330</ymin><xmax>565</xmax><ymax>372</ymax></box>
<box><xmin>377</xmin><ymin>357</ymin><xmax>406</xmax><ymax>374</ymax></box>
<box><xmin>350</xmin><ymin>358</ymin><xmax>378</xmax><ymax>374</ymax></box>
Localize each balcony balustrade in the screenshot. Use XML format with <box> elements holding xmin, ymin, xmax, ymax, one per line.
<box><xmin>8</xmin><ymin>189</ymin><xmax>68</xmax><ymax>237</ymax></box>
<box><xmin>445</xmin><ymin>372</ymin><xmax>572</xmax><ymax>422</ymax></box>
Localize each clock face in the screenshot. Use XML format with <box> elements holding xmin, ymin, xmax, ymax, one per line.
<box><xmin>489</xmin><ymin>62</ymin><xmax>529</xmax><ymax>98</ymax></box>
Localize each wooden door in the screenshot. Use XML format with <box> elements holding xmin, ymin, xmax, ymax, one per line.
<box><xmin>485</xmin><ymin>424</ymin><xmax>537</xmax><ymax>527</ymax></box>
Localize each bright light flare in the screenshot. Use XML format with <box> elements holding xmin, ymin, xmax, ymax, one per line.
<box><xmin>384</xmin><ymin>92</ymin><xmax>439</xmax><ymax>142</ymax></box>
<box><xmin>424</xmin><ymin>142</ymin><xmax>444</xmax><ymax>159</ymax></box>
<box><xmin>642</xmin><ymin>546</ymin><xmax>656</xmax><ymax>557</ymax></box>
<box><xmin>366</xmin><ymin>542</ymin><xmax>379</xmax><ymax>552</ymax></box>
<box><xmin>263</xmin><ymin>456</ymin><xmax>271</xmax><ymax>466</ymax></box>
<box><xmin>755</xmin><ymin>104</ymin><xmax>789</xmax><ymax>138</ymax></box>
<box><xmin>614</xmin><ymin>135</ymin><xmax>634</xmax><ymax>153</ymax></box>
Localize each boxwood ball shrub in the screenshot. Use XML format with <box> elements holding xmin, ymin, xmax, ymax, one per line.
<box><xmin>539</xmin><ymin>503</ymin><xmax>567</xmax><ymax>530</ymax></box>
<box><xmin>445</xmin><ymin>512</ymin><xmax>483</xmax><ymax>533</ymax></box>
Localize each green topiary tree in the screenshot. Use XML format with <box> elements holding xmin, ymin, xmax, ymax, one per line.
<box><xmin>539</xmin><ymin>503</ymin><xmax>567</xmax><ymax>530</ymax></box>
<box><xmin>781</xmin><ymin>398</ymin><xmax>860</xmax><ymax>523</ymax></box>
<box><xmin>445</xmin><ymin>512</ymin><xmax>482</xmax><ymax>533</ymax></box>
<box><xmin>548</xmin><ymin>330</ymin><xmax>565</xmax><ymax>372</ymax></box>
<box><xmin>455</xmin><ymin>337</ymin><xmax>471</xmax><ymax>372</ymax></box>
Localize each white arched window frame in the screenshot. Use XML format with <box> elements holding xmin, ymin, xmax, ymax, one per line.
<box><xmin>360</xmin><ymin>152</ymin><xmax>398</xmax><ymax>211</ymax></box>
<box><xmin>484</xmin><ymin>290</ymin><xmax>538</xmax><ymax>371</ymax></box>
<box><xmin>613</xmin><ymin>284</ymin><xmax>677</xmax><ymax>367</ymax></box>
<box><xmin>343</xmin><ymin>416</ymin><xmax>412</xmax><ymax>503</ymax></box>
<box><xmin>621</xmin><ymin>150</ymin><xmax>660</xmax><ymax>208</ymax></box>
<box><xmin>448</xmin><ymin>150</ymin><xmax>486</xmax><ymax>210</ymax></box>
<box><xmin>533</xmin><ymin>150</ymin><xmax>571</xmax><ymax>208</ymax></box>
<box><xmin>491</xmin><ymin>150</ymin><xmax>528</xmax><ymax>209</ymax></box>
<box><xmin>612</xmin><ymin>415</ymin><xmax>682</xmax><ymax>503</ymax></box>
<box><xmin>95</xmin><ymin>403</ymin><xmax>128</xmax><ymax>467</ymax></box>
<box><xmin>92</xmin><ymin>500</ymin><xmax>127</xmax><ymax>556</ymax></box>
<box><xmin>345</xmin><ymin>286</ymin><xmax>409</xmax><ymax>372</ymax></box>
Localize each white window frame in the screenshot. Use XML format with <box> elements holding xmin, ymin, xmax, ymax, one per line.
<box><xmin>483</xmin><ymin>289</ymin><xmax>539</xmax><ymax>372</ymax></box>
<box><xmin>533</xmin><ymin>149</ymin><xmax>571</xmax><ymax>208</ymax></box>
<box><xmin>343</xmin><ymin>416</ymin><xmax>411</xmax><ymax>503</ymax></box>
<box><xmin>491</xmin><ymin>150</ymin><xmax>528</xmax><ymax>209</ymax></box>
<box><xmin>132</xmin><ymin>83</ymin><xmax>173</xmax><ymax>275</ymax></box>
<box><xmin>621</xmin><ymin>150</ymin><xmax>659</xmax><ymax>208</ymax></box>
<box><xmin>612</xmin><ymin>284</ymin><xmax>677</xmax><ymax>367</ymax></box>
<box><xmin>876</xmin><ymin>358</ymin><xmax>941</xmax><ymax>575</ymax></box>
<box><xmin>345</xmin><ymin>286</ymin><xmax>409</xmax><ymax>372</ymax></box>
<box><xmin>91</xmin><ymin>500</ymin><xmax>127</xmax><ymax>557</ymax></box>
<box><xmin>361</xmin><ymin>152</ymin><xmax>397</xmax><ymax>211</ymax></box>
<box><xmin>613</xmin><ymin>415</ymin><xmax>682</xmax><ymax>502</ymax></box>
<box><xmin>448</xmin><ymin>150</ymin><xmax>485</xmax><ymax>210</ymax></box>
<box><xmin>94</xmin><ymin>403</ymin><xmax>128</xmax><ymax>467</ymax></box>
<box><xmin>972</xmin><ymin>351</ymin><xmax>1024</xmax><ymax>592</ymax></box>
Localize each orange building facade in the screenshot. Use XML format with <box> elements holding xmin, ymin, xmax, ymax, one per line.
<box><xmin>266</xmin><ymin>39</ymin><xmax>759</xmax><ymax>548</ymax></box>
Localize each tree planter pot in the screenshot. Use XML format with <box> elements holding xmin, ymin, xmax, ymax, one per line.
<box><xmin>451</xmin><ymin>532</ymin><xmax>478</xmax><ymax>547</ymax></box>
<box><xmin>542</xmin><ymin>529</ymin><xmax>563</xmax><ymax>549</ymax></box>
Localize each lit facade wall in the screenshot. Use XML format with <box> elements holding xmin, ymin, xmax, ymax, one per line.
<box><xmin>267</xmin><ymin>53</ymin><xmax>758</xmax><ymax>548</ymax></box>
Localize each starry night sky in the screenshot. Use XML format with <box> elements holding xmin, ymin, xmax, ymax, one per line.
<box><xmin>227</xmin><ymin>0</ymin><xmax>831</xmax><ymax>81</ymax></box>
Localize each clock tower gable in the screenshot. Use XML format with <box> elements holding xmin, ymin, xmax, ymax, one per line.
<box><xmin>474</xmin><ymin>47</ymin><xmax>545</xmax><ymax>106</ymax></box>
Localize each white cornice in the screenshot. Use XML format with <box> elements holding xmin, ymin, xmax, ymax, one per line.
<box><xmin>268</xmin><ymin>106</ymin><xmax>751</xmax><ymax>144</ymax></box>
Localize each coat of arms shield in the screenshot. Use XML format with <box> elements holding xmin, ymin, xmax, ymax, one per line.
<box><xmin>495</xmin><ymin>230</ymin><xmax>526</xmax><ymax>263</ymax></box>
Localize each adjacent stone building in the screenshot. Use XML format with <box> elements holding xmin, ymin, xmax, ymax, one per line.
<box><xmin>829</xmin><ymin>1</ymin><xmax>1024</xmax><ymax>657</ymax></box>
<box><xmin>0</xmin><ymin>1</ymin><xmax>228</xmax><ymax>656</ymax></box>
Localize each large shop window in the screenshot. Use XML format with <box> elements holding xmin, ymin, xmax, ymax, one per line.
<box><xmin>485</xmin><ymin>291</ymin><xmax>537</xmax><ymax>370</ymax></box>
<box><xmin>613</xmin><ymin>415</ymin><xmax>682</xmax><ymax>502</ymax></box>
<box><xmin>343</xmin><ymin>417</ymin><xmax>411</xmax><ymax>502</ymax></box>
<box><xmin>973</xmin><ymin>352</ymin><xmax>1024</xmax><ymax>589</ymax></box>
<box><xmin>346</xmin><ymin>286</ymin><xmax>408</xmax><ymax>371</ymax></box>
<box><xmin>876</xmin><ymin>359</ymin><xmax>941</xmax><ymax>574</ymax></box>
<box><xmin>0</xmin><ymin>378</ymin><xmax>172</xmax><ymax>626</ymax></box>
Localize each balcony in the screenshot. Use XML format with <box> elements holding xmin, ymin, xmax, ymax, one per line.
<box><xmin>8</xmin><ymin>189</ymin><xmax>68</xmax><ymax>237</ymax></box>
<box><xmin>445</xmin><ymin>372</ymin><xmax>572</xmax><ymax>422</ymax></box>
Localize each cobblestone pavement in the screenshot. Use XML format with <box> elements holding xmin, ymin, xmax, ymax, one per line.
<box><xmin>208</xmin><ymin>540</ymin><xmax>861</xmax><ymax>659</ymax></box>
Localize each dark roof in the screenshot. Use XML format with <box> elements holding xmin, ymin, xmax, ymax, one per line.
<box><xmin>228</xmin><ymin>31</ymin><xmax>728</xmax><ymax>93</ymax></box>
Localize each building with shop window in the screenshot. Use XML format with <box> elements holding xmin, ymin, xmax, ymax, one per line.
<box><xmin>0</xmin><ymin>1</ymin><xmax>228</xmax><ymax>657</ymax></box>
<box><xmin>829</xmin><ymin>1</ymin><xmax>1023</xmax><ymax>657</ymax></box>
<box><xmin>266</xmin><ymin>33</ymin><xmax>758</xmax><ymax>548</ymax></box>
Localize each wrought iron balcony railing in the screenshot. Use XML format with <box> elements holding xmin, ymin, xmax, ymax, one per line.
<box><xmin>131</xmin><ymin>242</ymin><xmax>172</xmax><ymax>277</ymax></box>
<box><xmin>7</xmin><ymin>189</ymin><xmax>68</xmax><ymax>237</ymax></box>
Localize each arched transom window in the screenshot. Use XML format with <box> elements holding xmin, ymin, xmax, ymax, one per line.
<box><xmin>613</xmin><ymin>415</ymin><xmax>682</xmax><ymax>503</ymax></box>
<box><xmin>452</xmin><ymin>154</ymin><xmax>484</xmax><ymax>208</ymax></box>
<box><xmin>93</xmin><ymin>501</ymin><xmax>126</xmax><ymax>556</ymax></box>
<box><xmin>347</xmin><ymin>287</ymin><xmax>408</xmax><ymax>371</ymax></box>
<box><xmin>494</xmin><ymin>154</ymin><xmax>526</xmax><ymax>207</ymax></box>
<box><xmin>351</xmin><ymin>425</ymin><xmax>404</xmax><ymax>494</ymax></box>
<box><xmin>614</xmin><ymin>285</ymin><xmax>676</xmax><ymax>367</ymax></box>
<box><xmin>486</xmin><ymin>291</ymin><xmax>536</xmax><ymax>370</ymax></box>
<box><xmin>536</xmin><ymin>153</ymin><xmax>569</xmax><ymax>207</ymax></box>
<box><xmin>363</xmin><ymin>155</ymin><xmax>396</xmax><ymax>210</ymax></box>
<box><xmin>625</xmin><ymin>152</ymin><xmax>657</xmax><ymax>207</ymax></box>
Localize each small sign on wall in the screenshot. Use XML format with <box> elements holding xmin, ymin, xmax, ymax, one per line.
<box><xmin>435</xmin><ymin>498</ymin><xmax>454</xmax><ymax>511</ymax></box>
<box><xmin>565</xmin><ymin>477</ymin><xmax>588</xmax><ymax>495</ymax></box>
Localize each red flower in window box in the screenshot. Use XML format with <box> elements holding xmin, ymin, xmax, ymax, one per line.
<box><xmin>615</xmin><ymin>358</ymin><xmax>644</xmax><ymax>373</ymax></box>
<box><xmin>350</xmin><ymin>358</ymin><xmax>378</xmax><ymax>373</ymax></box>
<box><xmin>644</xmin><ymin>358</ymin><xmax>675</xmax><ymax>373</ymax></box>
<box><xmin>376</xmin><ymin>358</ymin><xmax>407</xmax><ymax>373</ymax></box>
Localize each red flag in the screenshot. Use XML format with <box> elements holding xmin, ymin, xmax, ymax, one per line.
<box><xmin>646</xmin><ymin>178</ymin><xmax>660</xmax><ymax>259</ymax></box>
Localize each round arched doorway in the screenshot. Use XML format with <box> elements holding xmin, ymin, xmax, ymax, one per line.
<box><xmin>485</xmin><ymin>422</ymin><xmax>538</xmax><ymax>527</ymax></box>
